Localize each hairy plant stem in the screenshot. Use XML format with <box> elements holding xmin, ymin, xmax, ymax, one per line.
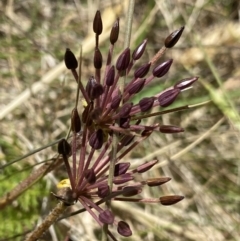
<box><xmin>24</xmin><ymin>202</ymin><xmax>67</xmax><ymax>241</ymax></box>
<box><xmin>123</xmin><ymin>0</ymin><xmax>135</xmax><ymax>50</ymax></box>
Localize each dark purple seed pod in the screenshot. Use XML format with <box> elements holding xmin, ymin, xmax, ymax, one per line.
<box><xmin>113</xmin><ymin>173</ymin><xmax>133</xmax><ymax>185</ymax></box>
<box><xmin>93</xmin><ymin>10</ymin><xmax>103</xmax><ymax>35</ymax></box>
<box><xmin>111</xmin><ymin>94</ymin><xmax>122</xmax><ymax>110</ymax></box>
<box><xmin>117</xmin><ymin>221</ymin><xmax>132</xmax><ymax>237</ymax></box>
<box><xmin>110</xmin><ymin>18</ymin><xmax>119</xmax><ymax>45</ymax></box>
<box><xmin>132</xmin><ymin>39</ymin><xmax>148</xmax><ymax>60</ymax></box>
<box><xmin>106</xmin><ymin>50</ymin><xmax>112</xmax><ymax>65</ymax></box>
<box><xmin>64</xmin><ymin>48</ymin><xmax>78</xmax><ymax>69</ymax></box>
<box><xmin>106</xmin><ymin>65</ymin><xmax>115</xmax><ymax>86</ymax></box>
<box><xmin>139</xmin><ymin>97</ymin><xmax>155</xmax><ymax>112</ymax></box>
<box><xmin>134</xmin><ymin>63</ymin><xmax>151</xmax><ymax>78</ymax></box>
<box><xmin>84</xmin><ymin>168</ymin><xmax>96</xmax><ymax>184</ymax></box>
<box><xmin>99</xmin><ymin>210</ymin><xmax>114</xmax><ymax>224</ymax></box>
<box><xmin>152</xmin><ymin>59</ymin><xmax>173</xmax><ymax>78</ymax></box>
<box><xmin>118</xmin><ymin>102</ymin><xmax>133</xmax><ymax>118</ymax></box>
<box><xmin>71</xmin><ymin>108</ymin><xmax>81</xmax><ymax>133</ymax></box>
<box><xmin>94</xmin><ymin>48</ymin><xmax>103</xmax><ymax>69</ymax></box>
<box><xmin>89</xmin><ymin>129</ymin><xmax>104</xmax><ymax>149</ymax></box>
<box><xmin>116</xmin><ymin>48</ymin><xmax>130</xmax><ymax>71</ymax></box>
<box><xmin>137</xmin><ymin>159</ymin><xmax>158</xmax><ymax>173</ymax></box>
<box><xmin>97</xmin><ymin>183</ymin><xmax>110</xmax><ymax>198</ymax></box>
<box><xmin>128</xmin><ymin>79</ymin><xmax>145</xmax><ymax>95</ymax></box>
<box><xmin>122</xmin><ymin>186</ymin><xmax>142</xmax><ymax>197</ymax></box>
<box><xmin>165</xmin><ymin>26</ymin><xmax>184</xmax><ymax>48</ymax></box>
<box><xmin>58</xmin><ymin>139</ymin><xmax>71</xmax><ymax>156</ymax></box>
<box><xmin>160</xmin><ymin>125</ymin><xmax>184</xmax><ymax>133</ymax></box>
<box><xmin>160</xmin><ymin>195</ymin><xmax>184</xmax><ymax>205</ymax></box>
<box><xmin>158</xmin><ymin>88</ymin><xmax>180</xmax><ymax>107</ymax></box>
<box><xmin>174</xmin><ymin>76</ymin><xmax>198</xmax><ymax>90</ymax></box>
<box><xmin>114</xmin><ymin>162</ymin><xmax>130</xmax><ymax>176</ymax></box>
<box><xmin>147</xmin><ymin>177</ymin><xmax>171</xmax><ymax>187</ymax></box>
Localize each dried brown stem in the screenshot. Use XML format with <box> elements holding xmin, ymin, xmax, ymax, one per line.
<box><xmin>0</xmin><ymin>157</ymin><xmax>62</xmax><ymax>210</ymax></box>
<box><xmin>24</xmin><ymin>202</ymin><xmax>67</xmax><ymax>241</ymax></box>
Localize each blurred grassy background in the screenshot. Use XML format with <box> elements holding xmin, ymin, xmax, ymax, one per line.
<box><xmin>0</xmin><ymin>0</ymin><xmax>240</xmax><ymax>240</ymax></box>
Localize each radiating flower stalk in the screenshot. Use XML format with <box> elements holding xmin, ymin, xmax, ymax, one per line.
<box><xmin>51</xmin><ymin>10</ymin><xmax>198</xmax><ymax>241</ymax></box>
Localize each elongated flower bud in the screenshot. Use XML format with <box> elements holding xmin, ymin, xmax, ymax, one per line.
<box><xmin>134</xmin><ymin>63</ymin><xmax>151</xmax><ymax>78</ymax></box>
<box><xmin>136</xmin><ymin>160</ymin><xmax>158</xmax><ymax>173</ymax></box>
<box><xmin>152</xmin><ymin>59</ymin><xmax>173</xmax><ymax>78</ymax></box>
<box><xmin>89</xmin><ymin>129</ymin><xmax>104</xmax><ymax>149</ymax></box>
<box><xmin>58</xmin><ymin>139</ymin><xmax>71</xmax><ymax>156</ymax></box>
<box><xmin>117</xmin><ymin>221</ymin><xmax>132</xmax><ymax>237</ymax></box>
<box><xmin>97</xmin><ymin>183</ymin><xmax>110</xmax><ymax>198</ymax></box>
<box><xmin>71</xmin><ymin>108</ymin><xmax>81</xmax><ymax>133</ymax></box>
<box><xmin>160</xmin><ymin>125</ymin><xmax>184</xmax><ymax>133</ymax></box>
<box><xmin>174</xmin><ymin>76</ymin><xmax>198</xmax><ymax>90</ymax></box>
<box><xmin>111</xmin><ymin>94</ymin><xmax>122</xmax><ymax>110</ymax></box>
<box><xmin>93</xmin><ymin>10</ymin><xmax>103</xmax><ymax>35</ymax></box>
<box><xmin>64</xmin><ymin>48</ymin><xmax>78</xmax><ymax>69</ymax></box>
<box><xmin>132</xmin><ymin>39</ymin><xmax>148</xmax><ymax>60</ymax></box>
<box><xmin>128</xmin><ymin>79</ymin><xmax>145</xmax><ymax>95</ymax></box>
<box><xmin>160</xmin><ymin>195</ymin><xmax>184</xmax><ymax>205</ymax></box>
<box><xmin>158</xmin><ymin>88</ymin><xmax>180</xmax><ymax>107</ymax></box>
<box><xmin>147</xmin><ymin>177</ymin><xmax>171</xmax><ymax>187</ymax></box>
<box><xmin>114</xmin><ymin>163</ymin><xmax>130</xmax><ymax>176</ymax></box>
<box><xmin>99</xmin><ymin>210</ymin><xmax>114</xmax><ymax>224</ymax></box>
<box><xmin>164</xmin><ymin>26</ymin><xmax>184</xmax><ymax>48</ymax></box>
<box><xmin>122</xmin><ymin>186</ymin><xmax>142</xmax><ymax>197</ymax></box>
<box><xmin>94</xmin><ymin>48</ymin><xmax>103</xmax><ymax>69</ymax></box>
<box><xmin>106</xmin><ymin>65</ymin><xmax>115</xmax><ymax>86</ymax></box>
<box><xmin>139</xmin><ymin>97</ymin><xmax>155</xmax><ymax>112</ymax></box>
<box><xmin>116</xmin><ymin>48</ymin><xmax>130</xmax><ymax>71</ymax></box>
<box><xmin>110</xmin><ymin>18</ymin><xmax>119</xmax><ymax>44</ymax></box>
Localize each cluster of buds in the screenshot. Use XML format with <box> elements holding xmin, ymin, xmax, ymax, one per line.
<box><xmin>56</xmin><ymin>10</ymin><xmax>198</xmax><ymax>240</ymax></box>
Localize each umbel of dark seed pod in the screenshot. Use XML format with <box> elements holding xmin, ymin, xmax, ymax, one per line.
<box><xmin>58</xmin><ymin>9</ymin><xmax>199</xmax><ymax>241</ymax></box>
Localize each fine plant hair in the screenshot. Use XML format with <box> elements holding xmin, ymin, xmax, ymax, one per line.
<box><xmin>1</xmin><ymin>4</ymin><xmax>200</xmax><ymax>241</ymax></box>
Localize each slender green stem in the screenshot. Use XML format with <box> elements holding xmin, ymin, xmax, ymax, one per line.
<box><xmin>75</xmin><ymin>46</ymin><xmax>82</xmax><ymax>108</ymax></box>
<box><xmin>0</xmin><ymin>138</ymin><xmax>62</xmax><ymax>169</ymax></box>
<box><xmin>120</xmin><ymin>0</ymin><xmax>135</xmax><ymax>94</ymax></box>
<box><xmin>124</xmin><ymin>0</ymin><xmax>135</xmax><ymax>49</ymax></box>
<box><xmin>101</xmin><ymin>1</ymin><xmax>135</xmax><ymax>240</ymax></box>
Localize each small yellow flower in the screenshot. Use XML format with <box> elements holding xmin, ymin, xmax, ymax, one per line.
<box><xmin>57</xmin><ymin>179</ymin><xmax>71</xmax><ymax>189</ymax></box>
